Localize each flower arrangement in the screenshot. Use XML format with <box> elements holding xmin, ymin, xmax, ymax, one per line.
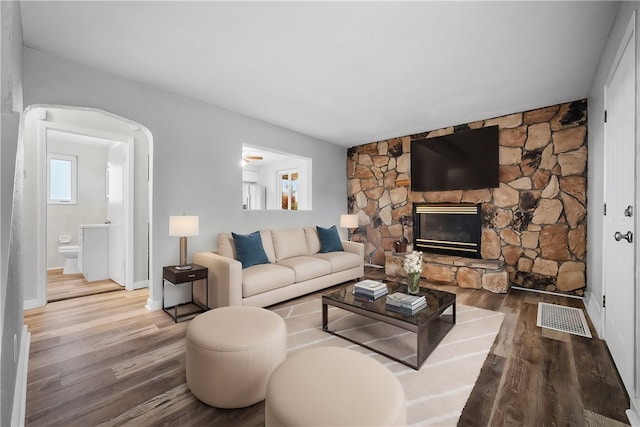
<box><xmin>403</xmin><ymin>250</ymin><xmax>423</xmax><ymax>274</ymax></box>
<box><xmin>403</xmin><ymin>250</ymin><xmax>423</xmax><ymax>294</ymax></box>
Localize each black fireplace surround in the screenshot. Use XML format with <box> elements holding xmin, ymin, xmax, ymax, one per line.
<box><xmin>412</xmin><ymin>203</ymin><xmax>482</xmax><ymax>258</ymax></box>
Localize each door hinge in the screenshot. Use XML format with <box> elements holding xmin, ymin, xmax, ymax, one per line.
<box><xmin>604</xmin><ymin>110</ymin><xmax>608</xmax><ymax>123</ymax></box>
<box><xmin>603</xmin><ymin>295</ymin><xmax>606</xmax><ymax>308</ymax></box>
<box><xmin>604</xmin><ymin>203</ymin><xmax>607</xmax><ymax>216</ymax></box>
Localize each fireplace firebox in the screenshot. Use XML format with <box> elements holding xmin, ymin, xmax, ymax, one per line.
<box><xmin>412</xmin><ymin>203</ymin><xmax>482</xmax><ymax>258</ymax></box>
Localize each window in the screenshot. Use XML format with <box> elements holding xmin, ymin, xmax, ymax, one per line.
<box><xmin>279</xmin><ymin>170</ymin><xmax>299</xmax><ymax>210</ymax></box>
<box><xmin>48</xmin><ymin>153</ymin><xmax>77</xmax><ymax>204</ymax></box>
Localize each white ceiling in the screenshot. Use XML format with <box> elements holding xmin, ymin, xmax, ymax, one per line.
<box><xmin>20</xmin><ymin>1</ymin><xmax>619</xmax><ymax>147</ymax></box>
<box><xmin>242</xmin><ymin>144</ymin><xmax>298</xmax><ymax>166</ymax></box>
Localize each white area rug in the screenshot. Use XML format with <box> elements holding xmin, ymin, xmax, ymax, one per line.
<box><xmin>271</xmin><ymin>296</ymin><xmax>504</xmax><ymax>426</ymax></box>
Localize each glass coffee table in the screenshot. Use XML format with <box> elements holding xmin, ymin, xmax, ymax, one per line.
<box><xmin>322</xmin><ymin>281</ymin><xmax>456</xmax><ymax>370</ymax></box>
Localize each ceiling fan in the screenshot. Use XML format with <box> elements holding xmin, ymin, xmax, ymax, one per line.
<box><xmin>241</xmin><ymin>153</ymin><xmax>263</xmax><ymax>167</ymax></box>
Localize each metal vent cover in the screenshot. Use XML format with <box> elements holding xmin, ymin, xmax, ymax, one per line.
<box><xmin>537</xmin><ymin>302</ymin><xmax>592</xmax><ymax>338</ymax></box>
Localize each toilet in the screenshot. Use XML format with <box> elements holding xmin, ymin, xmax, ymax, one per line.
<box><xmin>58</xmin><ymin>235</ymin><xmax>80</xmax><ymax>275</ymax></box>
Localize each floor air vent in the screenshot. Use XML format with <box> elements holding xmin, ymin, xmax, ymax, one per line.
<box><xmin>537</xmin><ymin>302</ymin><xmax>592</xmax><ymax>338</ymax></box>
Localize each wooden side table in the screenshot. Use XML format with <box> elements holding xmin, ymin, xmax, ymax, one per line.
<box><xmin>162</xmin><ymin>264</ymin><xmax>208</xmax><ymax>322</ymax></box>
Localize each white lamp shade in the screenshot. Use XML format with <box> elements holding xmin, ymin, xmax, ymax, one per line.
<box><xmin>340</xmin><ymin>214</ymin><xmax>359</xmax><ymax>229</ymax></box>
<box><xmin>169</xmin><ymin>215</ymin><xmax>199</xmax><ymax>237</ymax></box>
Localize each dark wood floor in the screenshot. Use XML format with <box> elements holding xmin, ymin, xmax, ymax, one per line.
<box><xmin>47</xmin><ymin>268</ymin><xmax>123</xmax><ymax>302</ymax></box>
<box><xmin>24</xmin><ymin>267</ymin><xmax>630</xmax><ymax>426</ymax></box>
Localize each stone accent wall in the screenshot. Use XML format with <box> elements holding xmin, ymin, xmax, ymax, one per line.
<box><xmin>347</xmin><ymin>100</ymin><xmax>587</xmax><ymax>296</ymax></box>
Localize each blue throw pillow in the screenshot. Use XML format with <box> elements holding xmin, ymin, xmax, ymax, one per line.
<box><xmin>316</xmin><ymin>225</ymin><xmax>344</xmax><ymax>253</ymax></box>
<box><xmin>231</xmin><ymin>231</ymin><xmax>270</xmax><ymax>269</ymax></box>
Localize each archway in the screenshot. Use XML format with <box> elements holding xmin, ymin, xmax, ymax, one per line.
<box><xmin>21</xmin><ymin>105</ymin><xmax>153</xmax><ymax>308</ymax></box>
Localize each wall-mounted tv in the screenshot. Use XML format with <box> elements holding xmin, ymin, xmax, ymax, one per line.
<box><xmin>410</xmin><ymin>125</ymin><xmax>499</xmax><ymax>192</ymax></box>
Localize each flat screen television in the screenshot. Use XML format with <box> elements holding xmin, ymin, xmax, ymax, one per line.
<box><xmin>410</xmin><ymin>125</ymin><xmax>499</xmax><ymax>192</ymax></box>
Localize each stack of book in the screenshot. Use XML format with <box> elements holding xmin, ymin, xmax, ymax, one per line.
<box><xmin>353</xmin><ymin>280</ymin><xmax>388</xmax><ymax>300</ymax></box>
<box><xmin>386</xmin><ymin>292</ymin><xmax>427</xmax><ymax>314</ymax></box>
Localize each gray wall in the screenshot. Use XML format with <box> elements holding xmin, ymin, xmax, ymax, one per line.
<box><xmin>21</xmin><ymin>47</ymin><xmax>348</xmax><ymax>309</ymax></box>
<box><xmin>0</xmin><ymin>110</ymin><xmax>22</xmax><ymax>427</ymax></box>
<box><xmin>585</xmin><ymin>2</ymin><xmax>639</xmax><ymax>335</ymax></box>
<box><xmin>1</xmin><ymin>1</ymin><xmax>23</xmax><ymax>425</ymax></box>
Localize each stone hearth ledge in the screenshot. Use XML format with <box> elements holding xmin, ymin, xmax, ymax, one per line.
<box><xmin>385</xmin><ymin>252</ymin><xmax>510</xmax><ymax>293</ymax></box>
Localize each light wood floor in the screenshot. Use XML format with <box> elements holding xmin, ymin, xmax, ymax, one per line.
<box><xmin>24</xmin><ymin>267</ymin><xmax>630</xmax><ymax>426</ymax></box>
<box><xmin>47</xmin><ymin>268</ymin><xmax>123</xmax><ymax>302</ymax></box>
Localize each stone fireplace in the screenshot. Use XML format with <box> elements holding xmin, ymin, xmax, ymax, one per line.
<box><xmin>413</xmin><ymin>203</ymin><xmax>481</xmax><ymax>258</ymax></box>
<box><xmin>346</xmin><ymin>100</ymin><xmax>588</xmax><ymax>296</ymax></box>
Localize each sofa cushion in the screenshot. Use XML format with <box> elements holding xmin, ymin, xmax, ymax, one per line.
<box><xmin>259</xmin><ymin>230</ymin><xmax>276</xmax><ymax>263</ymax></box>
<box><xmin>314</xmin><ymin>251</ymin><xmax>362</xmax><ymax>273</ymax></box>
<box><xmin>304</xmin><ymin>227</ymin><xmax>321</xmax><ymax>255</ymax></box>
<box><xmin>316</xmin><ymin>225</ymin><xmax>344</xmax><ymax>253</ymax></box>
<box><xmin>232</xmin><ymin>231</ymin><xmax>270</xmax><ymax>269</ymax></box>
<box><xmin>218</xmin><ymin>233</ymin><xmax>236</xmax><ymax>259</ymax></box>
<box><xmin>277</xmin><ymin>256</ymin><xmax>332</xmax><ymax>282</ymax></box>
<box><xmin>219</xmin><ymin>230</ymin><xmax>275</xmax><ymax>263</ymax></box>
<box><xmin>271</xmin><ymin>228</ymin><xmax>309</xmax><ymax>261</ymax></box>
<box><xmin>243</xmin><ymin>264</ymin><xmax>295</xmax><ymax>298</ymax></box>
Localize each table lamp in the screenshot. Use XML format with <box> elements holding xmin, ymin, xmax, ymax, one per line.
<box><xmin>340</xmin><ymin>214</ymin><xmax>359</xmax><ymax>240</ymax></box>
<box><xmin>169</xmin><ymin>215</ymin><xmax>199</xmax><ymax>270</ymax></box>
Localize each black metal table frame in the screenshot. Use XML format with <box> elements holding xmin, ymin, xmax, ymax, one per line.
<box><xmin>163</xmin><ymin>275</ymin><xmax>208</xmax><ymax>322</ymax></box>
<box><xmin>322</xmin><ymin>291</ymin><xmax>455</xmax><ymax>370</ymax></box>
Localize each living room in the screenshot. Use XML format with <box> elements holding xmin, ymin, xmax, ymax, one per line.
<box><xmin>2</xmin><ymin>1</ymin><xmax>639</xmax><ymax>426</ymax></box>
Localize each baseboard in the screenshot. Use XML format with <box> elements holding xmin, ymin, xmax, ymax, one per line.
<box><xmin>145</xmin><ymin>297</ymin><xmax>162</xmax><ymax>311</ymax></box>
<box><xmin>627</xmin><ymin>401</ymin><xmax>640</xmax><ymax>427</ymax></box>
<box><xmin>133</xmin><ymin>280</ymin><xmax>149</xmax><ymax>290</ymax></box>
<box><xmin>510</xmin><ymin>285</ymin><xmax>584</xmax><ymax>299</ymax></box>
<box><xmin>585</xmin><ymin>293</ymin><xmax>603</xmax><ymax>339</ymax></box>
<box><xmin>11</xmin><ymin>326</ymin><xmax>30</xmax><ymax>427</ymax></box>
<box><xmin>364</xmin><ymin>263</ymin><xmax>384</xmax><ymax>268</ymax></box>
<box><xmin>23</xmin><ymin>296</ymin><xmax>46</xmax><ymax>310</ymax></box>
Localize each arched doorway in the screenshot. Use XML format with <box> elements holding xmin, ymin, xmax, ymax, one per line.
<box><xmin>21</xmin><ymin>105</ymin><xmax>153</xmax><ymax>308</ymax></box>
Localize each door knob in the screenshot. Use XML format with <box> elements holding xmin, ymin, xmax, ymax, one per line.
<box><xmin>614</xmin><ymin>231</ymin><xmax>633</xmax><ymax>243</ymax></box>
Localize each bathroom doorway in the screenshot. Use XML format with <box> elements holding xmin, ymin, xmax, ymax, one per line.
<box><xmin>45</xmin><ymin>128</ymin><xmax>129</xmax><ymax>301</ymax></box>
<box><xmin>22</xmin><ymin>105</ymin><xmax>152</xmax><ymax>308</ymax></box>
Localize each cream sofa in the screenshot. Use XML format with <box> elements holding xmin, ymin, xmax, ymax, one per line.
<box><xmin>193</xmin><ymin>227</ymin><xmax>364</xmax><ymax>308</ymax></box>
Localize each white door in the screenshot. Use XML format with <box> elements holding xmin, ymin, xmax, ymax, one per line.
<box><xmin>603</xmin><ymin>29</ymin><xmax>636</xmax><ymax>396</ymax></box>
<box><xmin>107</xmin><ymin>142</ymin><xmax>126</xmax><ymax>286</ymax></box>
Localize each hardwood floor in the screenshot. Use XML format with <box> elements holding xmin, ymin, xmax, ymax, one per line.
<box><xmin>24</xmin><ymin>267</ymin><xmax>630</xmax><ymax>426</ymax></box>
<box><xmin>47</xmin><ymin>268</ymin><xmax>123</xmax><ymax>302</ymax></box>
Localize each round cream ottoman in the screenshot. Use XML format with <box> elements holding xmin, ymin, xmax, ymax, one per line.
<box><xmin>265</xmin><ymin>346</ymin><xmax>406</xmax><ymax>426</ymax></box>
<box><xmin>186</xmin><ymin>306</ymin><xmax>286</xmax><ymax>408</ymax></box>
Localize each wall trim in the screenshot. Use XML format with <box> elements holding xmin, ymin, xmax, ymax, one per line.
<box><xmin>585</xmin><ymin>292</ymin><xmax>603</xmax><ymax>339</ymax></box>
<box><xmin>145</xmin><ymin>297</ymin><xmax>162</xmax><ymax>311</ymax></box>
<box><xmin>23</xmin><ymin>296</ymin><xmax>45</xmax><ymax>310</ymax></box>
<box><xmin>133</xmin><ymin>280</ymin><xmax>149</xmax><ymax>290</ymax></box>
<box><xmin>11</xmin><ymin>326</ymin><xmax>30</xmax><ymax>427</ymax></box>
<box><xmin>627</xmin><ymin>404</ymin><xmax>640</xmax><ymax>427</ymax></box>
<box><xmin>511</xmin><ymin>285</ymin><xmax>584</xmax><ymax>300</ymax></box>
